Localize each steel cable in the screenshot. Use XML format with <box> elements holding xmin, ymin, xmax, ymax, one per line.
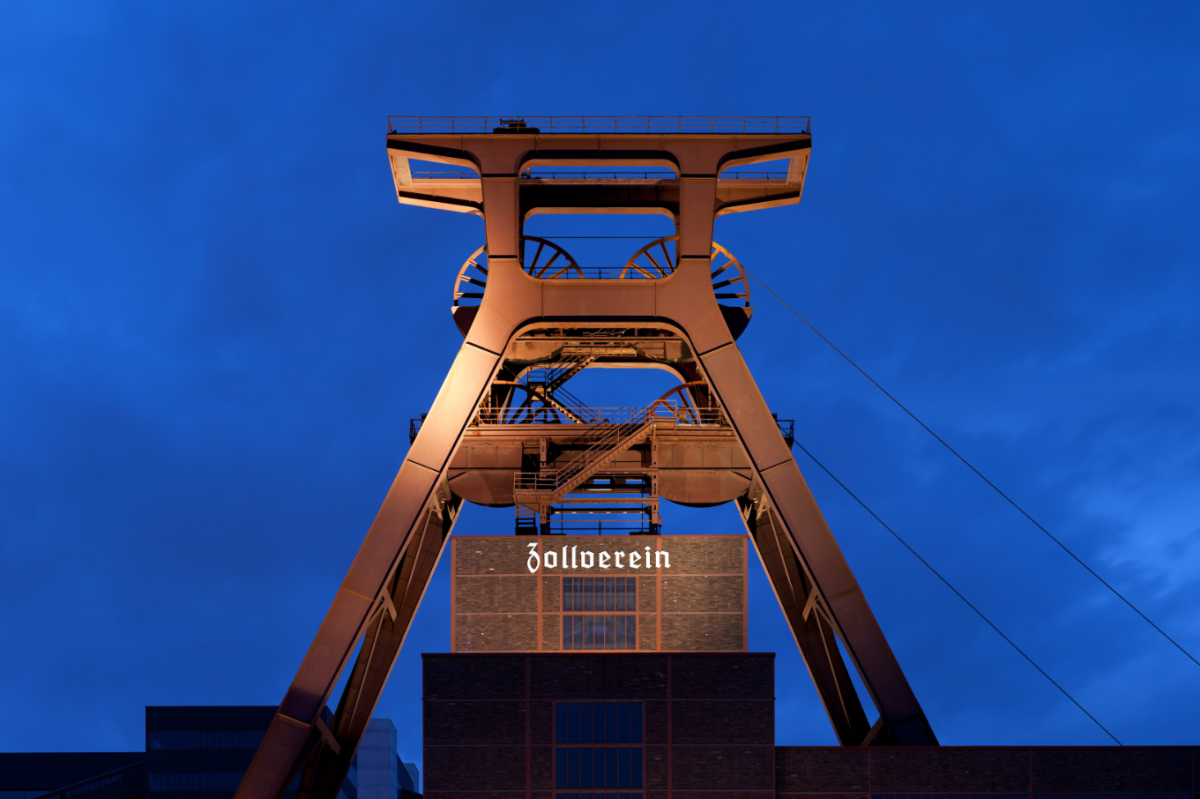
<box><xmin>741</xmin><ymin>264</ymin><xmax>1200</xmax><ymax>671</ymax></box>
<box><xmin>792</xmin><ymin>439</ymin><xmax>1122</xmax><ymax>745</ymax></box>
<box><xmin>744</xmin><ymin>263</ymin><xmax>1195</xmax><ymax>667</ymax></box>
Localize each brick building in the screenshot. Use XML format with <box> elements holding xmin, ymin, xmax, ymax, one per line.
<box><xmin>423</xmin><ymin>534</ymin><xmax>1197</xmax><ymax>799</ymax></box>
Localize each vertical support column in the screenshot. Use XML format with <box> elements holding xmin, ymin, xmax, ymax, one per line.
<box><xmin>481</xmin><ymin>176</ymin><xmax>521</xmax><ymax>258</ymax></box>
<box><xmin>676</xmin><ymin>177</ymin><xmax>718</xmax><ymax>258</ymax></box>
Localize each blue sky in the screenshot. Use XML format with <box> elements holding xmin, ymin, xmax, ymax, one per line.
<box><xmin>2</xmin><ymin>1</ymin><xmax>1199</xmax><ymax>769</ymax></box>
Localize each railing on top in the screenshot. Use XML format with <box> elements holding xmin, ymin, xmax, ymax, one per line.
<box><xmin>773</xmin><ymin>416</ymin><xmax>795</xmax><ymax>449</ymax></box>
<box><xmin>408</xmin><ymin>170</ymin><xmax>789</xmax><ymax>181</ymax></box>
<box><xmin>388</xmin><ymin>116</ymin><xmax>811</xmax><ymax>135</ymax></box>
<box><xmin>474</xmin><ymin>266</ymin><xmax>729</xmax><ymax>281</ymax></box>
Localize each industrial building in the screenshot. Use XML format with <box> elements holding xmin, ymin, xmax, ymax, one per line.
<box><xmin>423</xmin><ymin>534</ymin><xmax>1197</xmax><ymax>798</ymax></box>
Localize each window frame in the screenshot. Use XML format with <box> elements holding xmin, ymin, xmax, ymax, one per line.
<box><xmin>562</xmin><ymin>577</ymin><xmax>638</xmax><ymax>651</ymax></box>
<box><xmin>553</xmin><ymin>701</ymin><xmax>645</xmax><ymax>794</ymax></box>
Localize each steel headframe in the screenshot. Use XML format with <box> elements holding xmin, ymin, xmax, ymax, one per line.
<box><xmin>233</xmin><ymin>117</ymin><xmax>935</xmax><ymax>799</ymax></box>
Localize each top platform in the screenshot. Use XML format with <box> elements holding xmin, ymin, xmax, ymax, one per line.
<box><xmin>384</xmin><ymin>115</ymin><xmax>814</xmax><ymax>259</ymax></box>
<box><xmin>387</xmin><ymin>115</ymin><xmax>811</xmax><ymax>135</ymax></box>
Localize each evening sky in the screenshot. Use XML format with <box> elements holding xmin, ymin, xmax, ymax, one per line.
<box><xmin>2</xmin><ymin>1</ymin><xmax>1198</xmax><ymax>768</ymax></box>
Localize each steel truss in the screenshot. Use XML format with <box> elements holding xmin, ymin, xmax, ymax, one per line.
<box><xmin>234</xmin><ymin>122</ymin><xmax>936</xmax><ymax>799</ymax></box>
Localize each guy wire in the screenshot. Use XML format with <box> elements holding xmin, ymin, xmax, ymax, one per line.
<box><xmin>793</xmin><ymin>439</ymin><xmax>1122</xmax><ymax>745</ymax></box>
<box><xmin>741</xmin><ymin>263</ymin><xmax>1200</xmax><ymax>670</ymax></box>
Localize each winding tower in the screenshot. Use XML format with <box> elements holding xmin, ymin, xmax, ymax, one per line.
<box><xmin>235</xmin><ymin>115</ymin><xmax>938</xmax><ymax>799</ymax></box>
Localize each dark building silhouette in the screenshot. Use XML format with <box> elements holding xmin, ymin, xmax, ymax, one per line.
<box><xmin>0</xmin><ymin>754</ymin><xmax>144</xmax><ymax>799</ymax></box>
<box><xmin>1</xmin><ymin>709</ymin><xmax>416</xmax><ymax>799</ymax></box>
<box><xmin>145</xmin><ymin>706</ymin><xmax>319</xmax><ymax>798</ymax></box>
<box><xmin>423</xmin><ymin>534</ymin><xmax>1198</xmax><ymax>799</ymax></box>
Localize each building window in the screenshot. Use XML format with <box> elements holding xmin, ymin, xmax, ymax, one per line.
<box><xmin>148</xmin><ymin>730</ymin><xmax>200</xmax><ymax>749</ymax></box>
<box><xmin>148</xmin><ymin>774</ymin><xmax>201</xmax><ymax>792</ymax></box>
<box><xmin>564</xmin><ymin>576</ymin><xmax>636</xmax><ymax>612</ymax></box>
<box><xmin>562</xmin><ymin>577</ymin><xmax>637</xmax><ymax>650</ymax></box>
<box><xmin>148</xmin><ymin>773</ymin><xmax>245</xmax><ymax>792</ymax></box>
<box><xmin>148</xmin><ymin>730</ymin><xmax>265</xmax><ymax>749</ymax></box>
<box><xmin>554</xmin><ymin>701</ymin><xmax>643</xmax><ymax>795</ymax></box>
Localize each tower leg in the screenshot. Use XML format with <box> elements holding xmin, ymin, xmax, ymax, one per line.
<box><xmin>235</xmin><ymin>341</ymin><xmax>500</xmax><ymax>799</ymax></box>
<box><xmin>739</xmin><ymin>492</ymin><xmax>873</xmax><ymax>744</ymax></box>
<box><xmin>694</xmin><ymin>338</ymin><xmax>938</xmax><ymax>746</ymax></box>
<box><xmin>296</xmin><ymin>490</ymin><xmax>461</xmax><ymax>799</ymax></box>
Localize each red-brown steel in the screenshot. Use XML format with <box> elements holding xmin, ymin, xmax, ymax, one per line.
<box><xmin>233</xmin><ymin>117</ymin><xmax>934</xmax><ymax>799</ymax></box>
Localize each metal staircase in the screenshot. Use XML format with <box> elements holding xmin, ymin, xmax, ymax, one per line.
<box><xmin>522</xmin><ymin>353</ymin><xmax>601</xmax><ymax>424</ymax></box>
<box><xmin>513</xmin><ymin>412</ymin><xmax>672</xmax><ymax>534</ymax></box>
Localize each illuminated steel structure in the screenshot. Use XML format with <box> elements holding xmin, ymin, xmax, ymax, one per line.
<box><xmin>235</xmin><ymin>115</ymin><xmax>938</xmax><ymax>799</ymax></box>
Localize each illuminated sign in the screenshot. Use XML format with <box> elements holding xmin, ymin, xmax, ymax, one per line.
<box><xmin>526</xmin><ymin>542</ymin><xmax>671</xmax><ymax>573</ymax></box>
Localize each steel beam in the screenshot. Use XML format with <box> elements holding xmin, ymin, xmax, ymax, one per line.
<box><xmin>690</xmin><ymin>332</ymin><xmax>938</xmax><ymax>746</ymax></box>
<box><xmin>739</xmin><ymin>493</ymin><xmax>873</xmax><ymax>744</ymax></box>
<box><xmin>294</xmin><ymin>490</ymin><xmax>461</xmax><ymax>799</ymax></box>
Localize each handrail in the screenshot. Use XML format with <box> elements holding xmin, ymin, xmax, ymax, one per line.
<box><xmin>475</xmin><ymin>404</ymin><xmax>724</xmax><ymax>426</ymax></box>
<box><xmin>415</xmin><ymin>406</ymin><xmax>786</xmax><ymax>440</ymax></box>
<box><xmin>464</xmin><ymin>264</ymin><xmax>752</xmax><ymax>284</ymax></box>
<box><xmin>515</xmin><ymin>415</ymin><xmax>659</xmax><ymax>494</ymax></box>
<box><xmin>388</xmin><ymin>115</ymin><xmax>811</xmax><ymax>135</ymax></box>
<box><xmin>550</xmin><ymin>419</ymin><xmax>645</xmax><ymax>485</ymax></box>
<box><xmin>515</xmin><ymin>386</ymin><xmax>713</xmax><ymax>495</ymax></box>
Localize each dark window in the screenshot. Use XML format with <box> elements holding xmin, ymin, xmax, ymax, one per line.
<box><xmin>148</xmin><ymin>773</ymin><xmax>201</xmax><ymax>792</ymax></box>
<box><xmin>554</xmin><ymin>702</ymin><xmax>643</xmax><ymax>794</ymax></box>
<box><xmin>201</xmin><ymin>730</ymin><xmax>266</xmax><ymax>749</ymax></box>
<box><xmin>563</xmin><ymin>577</ymin><xmax>636</xmax><ymax>611</ymax></box>
<box><xmin>556</xmin><ymin>701</ymin><xmax>642</xmax><ymax>744</ymax></box>
<box><xmin>147</xmin><ymin>773</ymin><xmax>253</xmax><ymax>792</ymax></box>
<box><xmin>553</xmin><ymin>748</ymin><xmax>643</xmax><ymax>791</ymax></box>
<box><xmin>148</xmin><ymin>730</ymin><xmax>265</xmax><ymax>749</ymax></box>
<box><xmin>562</xmin><ymin>579</ymin><xmax>637</xmax><ymax>650</ymax></box>
<box><xmin>148</xmin><ymin>730</ymin><xmax>201</xmax><ymax>749</ymax></box>
<box><xmin>562</xmin><ymin>614</ymin><xmax>636</xmax><ymax>650</ymax></box>
<box><xmin>201</xmin><ymin>774</ymin><xmax>244</xmax><ymax>791</ymax></box>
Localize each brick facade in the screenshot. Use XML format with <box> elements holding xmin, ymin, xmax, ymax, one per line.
<box><xmin>451</xmin><ymin>536</ymin><xmax>747</xmax><ymax>653</ymax></box>
<box><xmin>774</xmin><ymin>746</ymin><xmax>1199</xmax><ymax>794</ymax></box>
<box><xmin>423</xmin><ymin>653</ymin><xmax>776</xmax><ymax>799</ymax></box>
